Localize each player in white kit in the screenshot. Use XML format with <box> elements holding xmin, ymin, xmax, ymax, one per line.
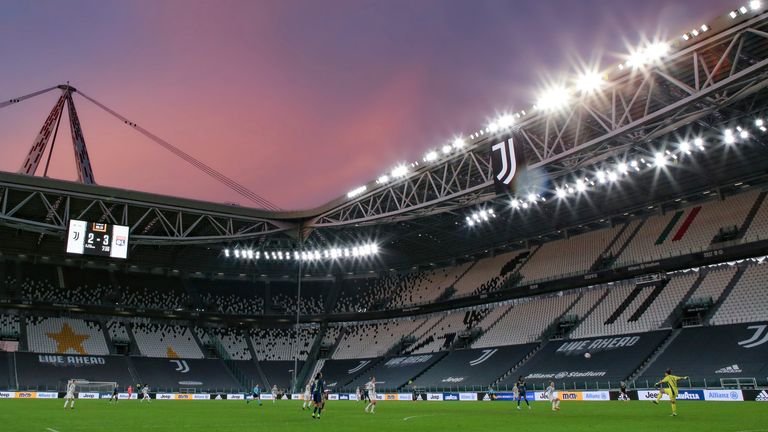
<box><xmin>271</xmin><ymin>385</ymin><xmax>278</xmax><ymax>403</ymax></box>
<box><xmin>545</xmin><ymin>381</ymin><xmax>560</xmax><ymax>411</ymax></box>
<box><xmin>302</xmin><ymin>382</ymin><xmax>313</xmax><ymax>410</ymax></box>
<box><xmin>355</xmin><ymin>386</ymin><xmax>361</xmax><ymax>402</ymax></box>
<box><xmin>364</xmin><ymin>377</ymin><xmax>377</xmax><ymax>414</ymax></box>
<box><xmin>63</xmin><ymin>379</ymin><xmax>77</xmax><ymax>409</ymax></box>
<box><xmin>140</xmin><ymin>385</ymin><xmax>151</xmax><ymax>403</ymax></box>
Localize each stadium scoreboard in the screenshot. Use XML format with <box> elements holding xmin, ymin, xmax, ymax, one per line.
<box><xmin>66</xmin><ymin>220</ymin><xmax>129</xmax><ymax>259</ymax></box>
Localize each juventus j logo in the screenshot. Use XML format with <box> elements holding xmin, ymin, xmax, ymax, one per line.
<box><xmin>738</xmin><ymin>325</ymin><xmax>768</xmax><ymax>349</ymax></box>
<box><xmin>493</xmin><ymin>138</ymin><xmax>518</xmax><ymax>185</ymax></box>
<box><xmin>347</xmin><ymin>360</ymin><xmax>370</xmax><ymax>374</ymax></box>
<box><xmin>469</xmin><ymin>349</ymin><xmax>498</xmax><ymax>366</ymax></box>
<box><xmin>171</xmin><ymin>360</ymin><xmax>190</xmax><ymax>373</ymax></box>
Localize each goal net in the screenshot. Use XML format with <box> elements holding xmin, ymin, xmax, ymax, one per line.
<box><xmin>72</xmin><ymin>380</ymin><xmax>118</xmax><ymax>393</ymax></box>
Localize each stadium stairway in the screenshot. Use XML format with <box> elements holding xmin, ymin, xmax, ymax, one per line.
<box><xmin>737</xmin><ymin>190</ymin><xmax>767</xmax><ymax>237</ymax></box>
<box><xmin>296</xmin><ymin>323</ymin><xmax>328</xmax><ymax>391</ymax></box>
<box><xmin>626</xmin><ymin>328</ymin><xmax>682</xmax><ymax>384</ymax></box>
<box><xmin>8</xmin><ymin>352</ymin><xmax>18</xmax><ymax>389</ymax></box>
<box><xmin>125</xmin><ymin>356</ymin><xmax>142</xmax><ymax>386</ymax></box>
<box><xmin>243</xmin><ymin>334</ymin><xmax>271</xmax><ymax>387</ymax></box>
<box><xmin>125</xmin><ymin>322</ymin><xmax>140</xmax><ymax>355</ymax></box>
<box><xmin>627</xmin><ymin>279</ymin><xmax>670</xmax><ymax>322</ymax></box>
<box><xmin>590</xmin><ymin>222</ymin><xmax>632</xmax><ymax>271</ymax></box>
<box><xmin>492</xmin><ymin>341</ymin><xmax>547</xmax><ymax>387</ymax></box>
<box><xmin>204</xmin><ymin>328</ymin><xmax>250</xmax><ymax>391</ymax></box>
<box><xmin>609</xmin><ymin>218</ymin><xmax>647</xmax><ymax>267</ymax></box>
<box><xmin>17</xmin><ymin>312</ymin><xmax>28</xmax><ymax>351</ymax></box>
<box><xmin>663</xmin><ymin>271</ymin><xmax>707</xmax><ymax>327</ymax></box>
<box><xmin>604</xmin><ymin>285</ymin><xmax>644</xmax><ymax>325</ymax></box>
<box><xmin>704</xmin><ymin>265</ymin><xmax>748</xmax><ymax>323</ymax></box>
<box><xmin>99</xmin><ymin>318</ymin><xmax>117</xmax><ymax>355</ymax></box>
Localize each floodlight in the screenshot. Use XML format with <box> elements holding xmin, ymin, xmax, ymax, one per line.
<box><xmin>378</xmin><ymin>175</ymin><xmax>389</xmax><ymax>183</ymax></box>
<box><xmin>750</xmin><ymin>1</ymin><xmax>762</xmax><ymax>10</ymax></box>
<box><xmin>391</xmin><ymin>165</ymin><xmax>408</xmax><ymax>177</ymax></box>
<box><xmin>679</xmin><ymin>141</ymin><xmax>691</xmax><ymax>153</ymax></box>
<box><xmin>442</xmin><ymin>145</ymin><xmax>452</xmax><ymax>154</ymax></box>
<box><xmin>452</xmin><ymin>138</ymin><xmax>465</xmax><ymax>148</ymax></box>
<box><xmin>424</xmin><ymin>151</ymin><xmax>438</xmax><ymax>162</ymax></box>
<box><xmin>576</xmin><ymin>72</ymin><xmax>604</xmax><ymax>93</ymax></box>
<box><xmin>497</xmin><ymin>114</ymin><xmax>515</xmax><ymax>128</ymax></box>
<box><xmin>536</xmin><ymin>86</ymin><xmax>570</xmax><ymax>111</ymax></box>
<box><xmin>556</xmin><ymin>188</ymin><xmax>567</xmax><ymax>198</ymax></box>
<box><xmin>654</xmin><ymin>152</ymin><xmax>667</xmax><ymax>167</ymax></box>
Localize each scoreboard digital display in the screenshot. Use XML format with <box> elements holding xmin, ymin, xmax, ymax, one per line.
<box><xmin>66</xmin><ymin>220</ymin><xmax>130</xmax><ymax>259</ymax></box>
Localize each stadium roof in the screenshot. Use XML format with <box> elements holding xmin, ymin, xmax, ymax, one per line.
<box><xmin>2</xmin><ymin>4</ymin><xmax>768</xmax><ymax>277</ymax></box>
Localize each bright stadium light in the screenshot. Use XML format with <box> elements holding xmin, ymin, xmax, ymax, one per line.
<box><xmin>347</xmin><ymin>185</ymin><xmax>367</xmax><ymax>198</ymax></box>
<box><xmin>654</xmin><ymin>152</ymin><xmax>668</xmax><ymax>167</ymax></box>
<box><xmin>497</xmin><ymin>114</ymin><xmax>515</xmax><ymax>128</ymax></box>
<box><xmin>751</xmin><ymin>1</ymin><xmax>762</xmax><ymax>10</ymax></box>
<box><xmin>527</xmin><ymin>193</ymin><xmax>538</xmax><ymax>203</ymax></box>
<box><xmin>424</xmin><ymin>151</ymin><xmax>438</xmax><ymax>162</ymax></box>
<box><xmin>575</xmin><ymin>179</ymin><xmax>587</xmax><ymax>192</ymax></box>
<box><xmin>555</xmin><ymin>188</ymin><xmax>567</xmax><ymax>198</ymax></box>
<box><xmin>596</xmin><ymin>170</ymin><xmax>607</xmax><ymax>184</ymax></box>
<box><xmin>617</xmin><ymin>162</ymin><xmax>629</xmax><ymax>174</ymax></box>
<box><xmin>756</xmin><ymin>119</ymin><xmax>764</xmax><ymax>127</ymax></box>
<box><xmin>724</xmin><ymin>129</ymin><xmax>736</xmax><ymax>144</ymax></box>
<box><xmin>377</xmin><ymin>175</ymin><xmax>389</xmax><ymax>184</ymax></box>
<box><xmin>224</xmin><ymin>249</ymin><xmax>230</xmax><ymax>257</ymax></box>
<box><xmin>452</xmin><ymin>137</ymin><xmax>465</xmax><ymax>148</ymax></box>
<box><xmin>488</xmin><ymin>121</ymin><xmax>500</xmax><ymax>133</ymax></box>
<box><xmin>730</xmin><ymin>10</ymin><xmax>739</xmax><ymax>19</ymax></box>
<box><xmin>679</xmin><ymin>141</ymin><xmax>691</xmax><ymax>154</ymax></box>
<box><xmin>739</xmin><ymin>129</ymin><xmax>749</xmax><ymax>139</ymax></box>
<box><xmin>442</xmin><ymin>144</ymin><xmax>452</xmax><ymax>154</ymax></box>
<box><xmin>511</xmin><ymin>199</ymin><xmax>521</xmax><ymax>209</ymax></box>
<box><xmin>607</xmin><ymin>170</ymin><xmax>618</xmax><ymax>182</ymax></box>
<box><xmin>694</xmin><ymin>137</ymin><xmax>705</xmax><ymax>150</ymax></box>
<box><xmin>576</xmin><ymin>72</ymin><xmax>604</xmax><ymax>93</ymax></box>
<box><xmin>391</xmin><ymin>165</ymin><xmax>408</xmax><ymax>177</ymax></box>
<box><xmin>536</xmin><ymin>86</ymin><xmax>570</xmax><ymax>111</ymax></box>
<box><xmin>701</xmin><ymin>24</ymin><xmax>710</xmax><ymax>32</ymax></box>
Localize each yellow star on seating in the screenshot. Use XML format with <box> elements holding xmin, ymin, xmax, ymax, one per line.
<box><xmin>166</xmin><ymin>346</ymin><xmax>179</xmax><ymax>358</ymax></box>
<box><xmin>46</xmin><ymin>323</ymin><xmax>89</xmax><ymax>355</ymax></box>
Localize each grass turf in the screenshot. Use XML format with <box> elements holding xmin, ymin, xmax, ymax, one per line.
<box><xmin>0</xmin><ymin>399</ymin><xmax>766</xmax><ymax>432</ymax></box>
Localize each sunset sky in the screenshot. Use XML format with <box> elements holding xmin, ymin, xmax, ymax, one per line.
<box><xmin>0</xmin><ymin>0</ymin><xmax>731</xmax><ymax>210</ymax></box>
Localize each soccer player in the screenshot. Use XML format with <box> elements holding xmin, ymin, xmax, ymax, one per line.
<box><xmin>127</xmin><ymin>385</ymin><xmax>133</xmax><ymax>401</ymax></box>
<box><xmin>515</xmin><ymin>376</ymin><xmax>530</xmax><ymax>410</ymax></box>
<box><xmin>652</xmin><ymin>369</ymin><xmax>688</xmax><ymax>417</ymax></box>
<box><xmin>364</xmin><ymin>376</ymin><xmax>377</xmax><ymax>414</ymax></box>
<box><xmin>247</xmin><ymin>384</ymin><xmax>262</xmax><ymax>406</ymax></box>
<box><xmin>487</xmin><ymin>385</ymin><xmax>496</xmax><ymax>401</ymax></box>
<box><xmin>63</xmin><ymin>379</ymin><xmax>76</xmax><ymax>410</ymax></box>
<box><xmin>355</xmin><ymin>386</ymin><xmax>361</xmax><ymax>403</ymax></box>
<box><xmin>140</xmin><ymin>384</ymin><xmax>151</xmax><ymax>403</ymax></box>
<box><xmin>311</xmin><ymin>372</ymin><xmax>325</xmax><ymax>419</ymax></box>
<box><xmin>271</xmin><ymin>385</ymin><xmax>278</xmax><ymax>403</ymax></box>
<box><xmin>302</xmin><ymin>382</ymin><xmax>312</xmax><ymax>410</ymax></box>
<box><xmin>108</xmin><ymin>384</ymin><xmax>119</xmax><ymax>404</ymax></box>
<box><xmin>545</xmin><ymin>381</ymin><xmax>560</xmax><ymax>411</ymax></box>
<box><xmin>619</xmin><ymin>381</ymin><xmax>629</xmax><ymax>401</ymax></box>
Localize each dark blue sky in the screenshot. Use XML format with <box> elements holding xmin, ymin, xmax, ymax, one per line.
<box><xmin>0</xmin><ymin>0</ymin><xmax>732</xmax><ymax>209</ymax></box>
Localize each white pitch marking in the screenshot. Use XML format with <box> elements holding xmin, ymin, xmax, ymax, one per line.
<box><xmin>47</xmin><ymin>428</ymin><xmax>60</xmax><ymax>432</ymax></box>
<box><xmin>403</xmin><ymin>414</ymin><xmax>436</xmax><ymax>421</ymax></box>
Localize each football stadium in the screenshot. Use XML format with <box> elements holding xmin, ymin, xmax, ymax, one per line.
<box><xmin>1</xmin><ymin>1</ymin><xmax>768</xmax><ymax>431</ymax></box>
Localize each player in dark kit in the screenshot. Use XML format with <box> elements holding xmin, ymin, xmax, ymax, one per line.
<box><xmin>619</xmin><ymin>381</ymin><xmax>629</xmax><ymax>401</ymax></box>
<box><xmin>516</xmin><ymin>376</ymin><xmax>530</xmax><ymax>410</ymax></box>
<box><xmin>311</xmin><ymin>372</ymin><xmax>325</xmax><ymax>419</ymax></box>
<box><xmin>108</xmin><ymin>384</ymin><xmax>119</xmax><ymax>404</ymax></box>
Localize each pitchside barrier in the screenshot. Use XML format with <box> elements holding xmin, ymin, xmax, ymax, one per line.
<box><xmin>1</xmin><ymin>390</ymin><xmax>767</xmax><ymax>402</ymax></box>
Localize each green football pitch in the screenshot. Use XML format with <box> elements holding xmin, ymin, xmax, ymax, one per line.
<box><xmin>0</xmin><ymin>399</ymin><xmax>766</xmax><ymax>432</ymax></box>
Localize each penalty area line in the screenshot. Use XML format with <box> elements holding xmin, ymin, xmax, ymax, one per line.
<box><xmin>46</xmin><ymin>428</ymin><xmax>60</xmax><ymax>432</ymax></box>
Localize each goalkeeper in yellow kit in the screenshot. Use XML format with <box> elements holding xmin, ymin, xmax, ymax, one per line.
<box><xmin>652</xmin><ymin>369</ymin><xmax>688</xmax><ymax>416</ymax></box>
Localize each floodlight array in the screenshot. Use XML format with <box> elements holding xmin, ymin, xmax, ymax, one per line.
<box><xmin>224</xmin><ymin>243</ymin><xmax>379</xmax><ymax>262</ymax></box>
<box><xmin>345</xmin><ymin>3</ymin><xmax>766</xmax><ymax>202</ymax></box>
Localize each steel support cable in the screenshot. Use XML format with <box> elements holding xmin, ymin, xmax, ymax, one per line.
<box><xmin>76</xmin><ymin>90</ymin><xmax>282</xmax><ymax>210</ymax></box>
<box><xmin>0</xmin><ymin>86</ymin><xmax>60</xmax><ymax>110</ymax></box>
